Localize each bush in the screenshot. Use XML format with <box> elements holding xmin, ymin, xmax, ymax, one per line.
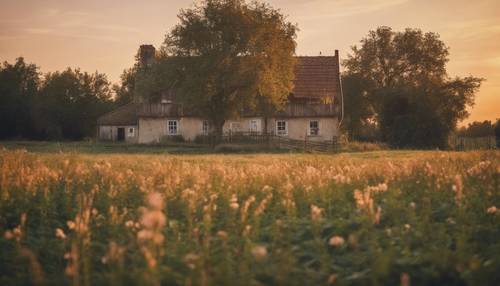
<box><xmin>341</xmin><ymin>141</ymin><xmax>388</xmax><ymax>152</ymax></box>
<box><xmin>160</xmin><ymin>135</ymin><xmax>185</xmax><ymax>143</ymax></box>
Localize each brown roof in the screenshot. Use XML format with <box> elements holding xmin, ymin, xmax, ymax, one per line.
<box><xmin>292</xmin><ymin>56</ymin><xmax>340</xmax><ymax>100</ymax></box>
<box><xmin>97</xmin><ymin>103</ymin><xmax>138</xmax><ymax>126</ymax></box>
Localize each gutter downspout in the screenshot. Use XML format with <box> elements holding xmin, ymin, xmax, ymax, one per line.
<box><xmin>338</xmin><ymin>72</ymin><xmax>344</xmax><ymax>128</ymax></box>
<box><xmin>335</xmin><ymin>50</ymin><xmax>344</xmax><ymax>128</ymax></box>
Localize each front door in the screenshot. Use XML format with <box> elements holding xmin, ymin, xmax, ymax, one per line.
<box><xmin>117</xmin><ymin>127</ymin><xmax>125</xmax><ymax>141</ymax></box>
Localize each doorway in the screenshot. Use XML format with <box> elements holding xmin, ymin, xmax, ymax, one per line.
<box><xmin>117</xmin><ymin>127</ymin><xmax>125</xmax><ymax>141</ymax></box>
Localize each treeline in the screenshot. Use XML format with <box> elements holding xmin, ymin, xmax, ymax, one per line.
<box><xmin>342</xmin><ymin>27</ymin><xmax>484</xmax><ymax>149</ymax></box>
<box><xmin>0</xmin><ymin>58</ymin><xmax>128</xmax><ymax>140</ymax></box>
<box><xmin>456</xmin><ymin>120</ymin><xmax>500</xmax><ymax>138</ymax></box>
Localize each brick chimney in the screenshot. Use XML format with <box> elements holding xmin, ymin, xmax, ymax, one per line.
<box><xmin>139</xmin><ymin>44</ymin><xmax>156</xmax><ymax>67</ymax></box>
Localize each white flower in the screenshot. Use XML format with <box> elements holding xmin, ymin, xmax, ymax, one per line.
<box><xmin>251</xmin><ymin>245</ymin><xmax>268</xmax><ymax>261</ymax></box>
<box><xmin>329</xmin><ymin>236</ymin><xmax>345</xmax><ymax>247</ymax></box>
<box><xmin>55</xmin><ymin>228</ymin><xmax>66</xmax><ymax>239</ymax></box>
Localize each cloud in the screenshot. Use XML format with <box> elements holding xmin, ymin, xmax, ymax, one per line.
<box><xmin>290</xmin><ymin>0</ymin><xmax>410</xmax><ymax>21</ymax></box>
<box><xmin>24</xmin><ymin>28</ymin><xmax>54</xmax><ymax>35</ymax></box>
<box><xmin>442</xmin><ymin>18</ymin><xmax>500</xmax><ymax>40</ymax></box>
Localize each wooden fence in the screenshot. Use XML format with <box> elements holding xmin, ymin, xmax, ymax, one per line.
<box><xmin>452</xmin><ymin>136</ymin><xmax>497</xmax><ymax>151</ymax></box>
<box><xmin>197</xmin><ymin>132</ymin><xmax>339</xmax><ymax>152</ymax></box>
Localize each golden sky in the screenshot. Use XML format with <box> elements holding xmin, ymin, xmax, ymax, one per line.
<box><xmin>1</xmin><ymin>0</ymin><xmax>499</xmax><ymax>125</ymax></box>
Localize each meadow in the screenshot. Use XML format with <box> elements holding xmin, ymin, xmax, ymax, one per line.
<box><xmin>0</xmin><ymin>146</ymin><xmax>499</xmax><ymax>285</ymax></box>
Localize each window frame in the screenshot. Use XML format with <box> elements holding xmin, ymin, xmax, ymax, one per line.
<box><xmin>230</xmin><ymin>122</ymin><xmax>241</xmax><ymax>133</ymax></box>
<box><xmin>202</xmin><ymin>120</ymin><xmax>209</xmax><ymax>135</ymax></box>
<box><xmin>167</xmin><ymin>120</ymin><xmax>179</xmax><ymax>135</ymax></box>
<box><xmin>249</xmin><ymin>119</ymin><xmax>259</xmax><ymax>133</ymax></box>
<box><xmin>127</xmin><ymin>127</ymin><xmax>135</xmax><ymax>137</ymax></box>
<box><xmin>309</xmin><ymin>120</ymin><xmax>319</xmax><ymax>136</ymax></box>
<box><xmin>276</xmin><ymin>120</ymin><xmax>288</xmax><ymax>136</ymax></box>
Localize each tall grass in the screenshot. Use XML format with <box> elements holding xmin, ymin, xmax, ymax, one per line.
<box><xmin>0</xmin><ymin>148</ymin><xmax>499</xmax><ymax>285</ymax></box>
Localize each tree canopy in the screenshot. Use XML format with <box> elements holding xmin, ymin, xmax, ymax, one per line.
<box><xmin>343</xmin><ymin>27</ymin><xmax>482</xmax><ymax>148</ymax></box>
<box><xmin>36</xmin><ymin>68</ymin><xmax>113</xmax><ymax>139</ymax></box>
<box><xmin>0</xmin><ymin>58</ymin><xmax>40</xmax><ymax>139</ymax></box>
<box><xmin>0</xmin><ymin>58</ymin><xmax>114</xmax><ymax>140</ymax></box>
<box><xmin>139</xmin><ymin>0</ymin><xmax>297</xmax><ymax>139</ymax></box>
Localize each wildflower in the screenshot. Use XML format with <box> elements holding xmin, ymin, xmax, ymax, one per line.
<box><xmin>452</xmin><ymin>175</ymin><xmax>463</xmax><ymax>202</ymax></box>
<box><xmin>67</xmin><ymin>220</ymin><xmax>76</xmax><ymax>230</ymax></box>
<box><xmin>217</xmin><ymin>230</ymin><xmax>228</xmax><ymax>239</ymax></box>
<box><xmin>251</xmin><ymin>245</ymin><xmax>268</xmax><ymax>261</ymax></box>
<box><xmin>146</xmin><ymin>192</ymin><xmax>164</xmax><ymax>210</ymax></box>
<box><xmin>137</xmin><ymin>192</ymin><xmax>167</xmax><ymax>271</ymax></box>
<box><xmin>4</xmin><ymin>230</ymin><xmax>14</xmax><ymax>240</ymax></box>
<box><xmin>183</xmin><ymin>253</ymin><xmax>199</xmax><ymax>269</ymax></box>
<box><xmin>329</xmin><ymin>236</ymin><xmax>345</xmax><ymax>247</ymax></box>
<box><xmin>374</xmin><ymin>206</ymin><xmax>382</xmax><ymax>225</ymax></box>
<box><xmin>385</xmin><ymin>228</ymin><xmax>392</xmax><ymax>236</ymax></box>
<box><xmin>125</xmin><ymin>220</ymin><xmax>135</xmax><ymax>228</ymax></box>
<box><xmin>243</xmin><ymin>225</ymin><xmax>252</xmax><ymax>236</ymax></box>
<box><xmin>101</xmin><ymin>241</ymin><xmax>124</xmax><ymax>265</ymax></box>
<box><xmin>261</xmin><ymin>185</ymin><xmax>273</xmax><ymax>192</ymax></box>
<box><xmin>140</xmin><ymin>210</ymin><xmax>167</xmax><ymax>229</ymax></box>
<box><xmin>229</xmin><ymin>194</ymin><xmax>239</xmax><ymax>210</ymax></box>
<box><xmin>487</xmin><ymin>206</ymin><xmax>497</xmax><ymax>214</ymax></box>
<box><xmin>400</xmin><ymin>273</ymin><xmax>410</xmax><ymax>286</ymax></box>
<box><xmin>310</xmin><ymin>204</ymin><xmax>323</xmax><ymax>222</ymax></box>
<box><xmin>55</xmin><ymin>228</ymin><xmax>66</xmax><ymax>239</ymax></box>
<box><xmin>328</xmin><ymin>274</ymin><xmax>338</xmax><ymax>284</ymax></box>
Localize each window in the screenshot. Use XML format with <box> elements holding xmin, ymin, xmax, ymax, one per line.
<box><xmin>250</xmin><ymin>120</ymin><xmax>259</xmax><ymax>133</ymax></box>
<box><xmin>167</xmin><ymin>120</ymin><xmax>178</xmax><ymax>135</ymax></box>
<box><xmin>127</xmin><ymin>127</ymin><xmax>135</xmax><ymax>137</ymax></box>
<box><xmin>230</xmin><ymin>122</ymin><xmax>241</xmax><ymax>132</ymax></box>
<box><xmin>309</xmin><ymin>120</ymin><xmax>319</xmax><ymax>136</ymax></box>
<box><xmin>202</xmin><ymin>120</ymin><xmax>209</xmax><ymax>135</ymax></box>
<box><xmin>276</xmin><ymin>120</ymin><xmax>287</xmax><ymax>136</ymax></box>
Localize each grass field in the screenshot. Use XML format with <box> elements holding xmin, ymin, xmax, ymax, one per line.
<box><xmin>0</xmin><ymin>144</ymin><xmax>499</xmax><ymax>285</ymax></box>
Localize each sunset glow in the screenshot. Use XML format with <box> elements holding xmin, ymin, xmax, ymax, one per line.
<box><xmin>1</xmin><ymin>0</ymin><xmax>499</xmax><ymax>124</ymax></box>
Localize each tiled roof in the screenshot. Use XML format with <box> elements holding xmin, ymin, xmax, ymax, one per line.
<box><xmin>97</xmin><ymin>103</ymin><xmax>138</xmax><ymax>126</ymax></box>
<box><xmin>292</xmin><ymin>56</ymin><xmax>340</xmax><ymax>99</ymax></box>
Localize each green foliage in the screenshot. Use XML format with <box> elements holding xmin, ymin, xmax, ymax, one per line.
<box><xmin>341</xmin><ymin>73</ymin><xmax>373</xmax><ymax>140</ymax></box>
<box><xmin>495</xmin><ymin>119</ymin><xmax>500</xmax><ymax>148</ymax></box>
<box><xmin>0</xmin><ymin>58</ymin><xmax>114</xmax><ymax>140</ymax></box>
<box><xmin>112</xmin><ymin>67</ymin><xmax>138</xmax><ymax>106</ymax></box>
<box><xmin>457</xmin><ymin>121</ymin><xmax>495</xmax><ymax>138</ymax></box>
<box><xmin>0</xmin><ymin>149</ymin><xmax>499</xmax><ymax>285</ymax></box>
<box><xmin>343</xmin><ymin>27</ymin><xmax>483</xmax><ymax>148</ymax></box>
<box><xmin>147</xmin><ymin>0</ymin><xmax>297</xmax><ymax>139</ymax></box>
<box><xmin>0</xmin><ymin>58</ymin><xmax>40</xmax><ymax>139</ymax></box>
<box><xmin>35</xmin><ymin>68</ymin><xmax>113</xmax><ymax>140</ymax></box>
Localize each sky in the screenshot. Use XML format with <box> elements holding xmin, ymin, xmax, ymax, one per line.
<box><xmin>1</xmin><ymin>0</ymin><xmax>499</xmax><ymax>125</ymax></box>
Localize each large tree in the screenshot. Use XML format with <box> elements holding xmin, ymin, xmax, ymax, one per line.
<box><xmin>155</xmin><ymin>0</ymin><xmax>297</xmax><ymax>141</ymax></box>
<box><xmin>35</xmin><ymin>68</ymin><xmax>113</xmax><ymax>139</ymax></box>
<box><xmin>0</xmin><ymin>58</ymin><xmax>40</xmax><ymax>139</ymax></box>
<box><xmin>344</xmin><ymin>27</ymin><xmax>482</xmax><ymax>148</ymax></box>
<box><xmin>113</xmin><ymin>67</ymin><xmax>137</xmax><ymax>106</ymax></box>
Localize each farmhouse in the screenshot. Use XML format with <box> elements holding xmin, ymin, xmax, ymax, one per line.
<box><xmin>97</xmin><ymin>45</ymin><xmax>344</xmax><ymax>144</ymax></box>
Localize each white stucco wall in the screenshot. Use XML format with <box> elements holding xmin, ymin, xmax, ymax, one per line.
<box><xmin>138</xmin><ymin>118</ymin><xmax>167</xmax><ymax>144</ymax></box>
<box><xmin>136</xmin><ymin>116</ymin><xmax>339</xmax><ymax>144</ymax></box>
<box><xmin>98</xmin><ymin>125</ymin><xmax>138</xmax><ymax>143</ymax></box>
<box><xmin>266</xmin><ymin>117</ymin><xmax>339</xmax><ymax>141</ymax></box>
